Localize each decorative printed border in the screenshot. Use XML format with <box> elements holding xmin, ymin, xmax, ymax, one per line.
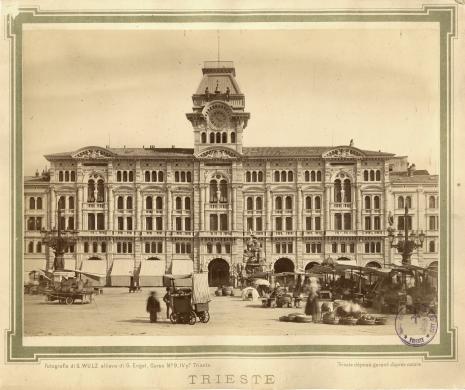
<box><xmin>5</xmin><ymin>5</ymin><xmax>457</xmax><ymax>362</ymax></box>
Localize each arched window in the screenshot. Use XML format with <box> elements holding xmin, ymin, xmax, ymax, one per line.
<box><xmin>36</xmin><ymin>242</ymin><xmax>42</xmax><ymax>253</ymax></box>
<box><xmin>58</xmin><ymin>196</ymin><xmax>66</xmax><ymax>210</ymax></box>
<box><xmin>206</xmin><ymin>243</ymin><xmax>212</xmax><ymax>254</ymax></box>
<box><xmin>175</xmin><ymin>197</ymin><xmax>182</xmax><ymax>210</ymax></box>
<box><xmin>398</xmin><ymin>196</ymin><xmax>404</xmax><ymax>209</ymax></box>
<box><xmin>363</xmin><ymin>170</ymin><xmax>369</xmax><ymax>181</ymax></box>
<box><xmin>180</xmin><ymin>171</ymin><xmax>186</xmax><ymax>182</ymax></box>
<box><xmin>374</xmin><ymin>196</ymin><xmax>380</xmax><ymax>209</ymax></box>
<box><xmin>317</xmin><ymin>171</ymin><xmax>322</xmax><ymax>181</ymax></box>
<box><xmin>275</xmin><ymin>196</ymin><xmax>282</xmax><ymax>210</ymax></box>
<box><xmin>201</xmin><ymin>132</ymin><xmax>206</xmax><ymax>143</ymax></box>
<box><xmin>87</xmin><ymin>179</ymin><xmax>95</xmax><ymax>202</ymax></box>
<box><xmin>116</xmin><ymin>171</ymin><xmax>122</xmax><ymax>182</ymax></box>
<box><xmin>343</xmin><ymin>179</ymin><xmax>351</xmax><ymax>202</ymax></box>
<box><xmin>334</xmin><ymin>179</ymin><xmax>342</xmax><ymax>202</ymax></box>
<box><xmin>285</xmin><ymin>196</ymin><xmax>292</xmax><ymax>210</ymax></box>
<box><xmin>117</xmin><ymin>196</ymin><xmax>124</xmax><ymax>210</ymax></box>
<box><xmin>222</xmin><ymin>132</ymin><xmax>227</xmax><ymax>143</ymax></box>
<box><xmin>97</xmin><ymin>179</ymin><xmax>105</xmax><ymax>202</ymax></box>
<box><xmin>256</xmin><ymin>197</ymin><xmax>262</xmax><ymax>210</ymax></box>
<box><xmin>216</xmin><ymin>132</ymin><xmax>221</xmax><ymax>143</ymax></box>
<box><xmin>209</xmin><ymin>180</ymin><xmax>218</xmax><ymax>203</ymax></box>
<box><xmin>174</xmin><ymin>171</ymin><xmax>179</xmax><ymax>182</ymax></box>
<box><xmin>37</xmin><ymin>197</ymin><xmax>42</xmax><ymax>209</ymax></box>
<box><xmin>84</xmin><ymin>242</ymin><xmax>89</xmax><ymax>253</ymax></box>
<box><xmin>364</xmin><ymin>196</ymin><xmax>371</xmax><ymax>210</ymax></box>
<box><xmin>92</xmin><ymin>242</ymin><xmax>98</xmax><ymax>253</ymax></box>
<box><xmin>122</xmin><ymin>171</ymin><xmax>128</xmax><ymax>182</ymax></box>
<box><xmin>151</xmin><ymin>242</ymin><xmax>157</xmax><ymax>253</ymax></box>
<box><xmin>288</xmin><ymin>171</ymin><xmax>294</xmax><ymax>181</ymax></box>
<box><xmin>149</xmin><ymin>171</ymin><xmax>156</xmax><ymax>182</ymax></box>
<box><xmin>375</xmin><ymin>242</ymin><xmax>381</xmax><ymax>253</ymax></box>
<box><xmin>28</xmin><ymin>242</ymin><xmax>34</xmax><ymax>253</ymax></box>
<box><xmin>59</xmin><ymin>171</ymin><xmax>63</xmax><ymax>182</ymax></box>
<box><xmin>252</xmin><ymin>171</ymin><xmax>257</xmax><ymax>182</ymax></box>
<box><xmin>375</xmin><ymin>170</ymin><xmax>381</xmax><ymax>181</ymax></box>
<box><xmin>305</xmin><ymin>196</ymin><xmax>312</xmax><ymax>210</ymax></box>
<box><xmin>274</xmin><ymin>171</ymin><xmax>280</xmax><ymax>182</ymax></box>
<box><xmin>126</xmin><ymin>196</ymin><xmax>133</xmax><ymax>210</ymax></box>
<box><xmin>429</xmin><ymin>196</ymin><xmax>436</xmax><ymax>209</ymax></box>
<box><xmin>128</xmin><ymin>171</ymin><xmax>134</xmax><ymax>182</ymax></box>
<box><xmin>158</xmin><ymin>171</ymin><xmax>164</xmax><ymax>182</ymax></box>
<box><xmin>332</xmin><ymin>243</ymin><xmax>337</xmax><ymax>253</ymax></box>
<box><xmin>246</xmin><ymin>197</ymin><xmax>253</xmax><ymax>211</ymax></box>
<box><xmin>314</xmin><ymin>196</ymin><xmax>321</xmax><ymax>210</ymax></box>
<box><xmin>186</xmin><ymin>172</ymin><xmax>192</xmax><ymax>182</ymax></box>
<box><xmin>304</xmin><ymin>171</ymin><xmax>310</xmax><ymax>181</ymax></box>
<box><xmin>156</xmin><ymin>196</ymin><xmax>163</xmax><ymax>210</ymax></box>
<box><xmin>281</xmin><ymin>171</ymin><xmax>286</xmax><ymax>182</ymax></box>
<box><xmin>145</xmin><ymin>243</ymin><xmax>150</xmax><ymax>253</ymax></box>
<box><xmin>405</xmin><ymin>196</ymin><xmax>412</xmax><ymax>208</ymax></box>
<box><xmin>219</xmin><ymin>180</ymin><xmax>228</xmax><ymax>202</ymax></box>
<box><xmin>68</xmin><ymin>216</ymin><xmax>74</xmax><ymax>230</ymax></box>
<box><xmin>184</xmin><ymin>197</ymin><xmax>191</xmax><ymax>210</ymax></box>
<box><xmin>29</xmin><ymin>197</ymin><xmax>35</xmax><ymax>209</ymax></box>
<box><xmin>246</xmin><ymin>172</ymin><xmax>251</xmax><ymax>182</ymax></box>
<box><xmin>65</xmin><ymin>171</ymin><xmax>69</xmax><ymax>181</ymax></box>
<box><xmin>429</xmin><ymin>241</ymin><xmax>435</xmax><ymax>252</ymax></box>
<box><xmin>209</xmin><ymin>133</ymin><xmax>215</xmax><ymax>143</ymax></box>
<box><xmin>70</xmin><ymin>171</ymin><xmax>76</xmax><ymax>181</ymax></box>
<box><xmin>370</xmin><ymin>242</ymin><xmax>375</xmax><ymax>253</ymax></box>
<box><xmin>311</xmin><ymin>171</ymin><xmax>316</xmax><ymax>182</ymax></box>
<box><xmin>216</xmin><ymin>243</ymin><xmax>222</xmax><ymax>254</ymax></box>
<box><xmin>69</xmin><ymin>196</ymin><xmax>74</xmax><ymax>210</ymax></box>
<box><xmin>258</xmin><ymin>171</ymin><xmax>263</xmax><ymax>182</ymax></box>
<box><xmin>231</xmin><ymin>132</ymin><xmax>236</xmax><ymax>143</ymax></box>
<box><xmin>145</xmin><ymin>196</ymin><xmax>152</xmax><ymax>210</ymax></box>
<box><xmin>209</xmin><ymin>214</ymin><xmax>218</xmax><ymax>231</ymax></box>
<box><xmin>370</xmin><ymin>170</ymin><xmax>375</xmax><ymax>181</ymax></box>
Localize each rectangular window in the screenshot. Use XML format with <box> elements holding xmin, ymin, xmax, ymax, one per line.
<box><xmin>429</xmin><ymin>216</ymin><xmax>437</xmax><ymax>230</ymax></box>
<box><xmin>316</xmin><ymin>243</ymin><xmax>322</xmax><ymax>253</ymax></box>
<box><xmin>275</xmin><ymin>243</ymin><xmax>280</xmax><ymax>254</ymax></box>
<box><xmin>350</xmin><ymin>243</ymin><xmax>355</xmax><ymax>253</ymax></box>
<box><xmin>88</xmin><ymin>214</ymin><xmax>95</xmax><ymax>230</ymax></box>
<box><xmin>341</xmin><ymin>243</ymin><xmax>346</xmax><ymax>253</ymax></box>
<box><xmin>343</xmin><ymin>213</ymin><xmax>352</xmax><ymax>230</ymax></box>
<box><xmin>365</xmin><ymin>216</ymin><xmax>371</xmax><ymax>230</ymax></box>
<box><xmin>285</xmin><ymin>217</ymin><xmax>293</xmax><ymax>231</ymax></box>
<box><xmin>247</xmin><ymin>217</ymin><xmax>253</xmax><ymax>231</ymax></box>
<box><xmin>306</xmin><ymin>217</ymin><xmax>312</xmax><ymax>231</ymax></box>
<box><xmin>156</xmin><ymin>217</ymin><xmax>163</xmax><ymax>231</ymax></box>
<box><xmin>275</xmin><ymin>217</ymin><xmax>282</xmax><ymax>231</ymax></box>
<box><xmin>176</xmin><ymin>217</ymin><xmax>182</xmax><ymax>231</ymax></box>
<box><xmin>185</xmin><ymin>217</ymin><xmax>191</xmax><ymax>231</ymax></box>
<box><xmin>306</xmin><ymin>243</ymin><xmax>311</xmax><ymax>253</ymax></box>
<box><xmin>126</xmin><ymin>217</ymin><xmax>133</xmax><ymax>231</ymax></box>
<box><xmin>97</xmin><ymin>213</ymin><xmax>105</xmax><ymax>230</ymax></box>
<box><xmin>315</xmin><ymin>217</ymin><xmax>321</xmax><ymax>231</ymax></box>
<box><xmin>335</xmin><ymin>214</ymin><xmax>342</xmax><ymax>230</ymax></box>
<box><xmin>146</xmin><ymin>217</ymin><xmax>153</xmax><ymax>231</ymax></box>
<box><xmin>118</xmin><ymin>217</ymin><xmax>124</xmax><ymax>231</ymax></box>
<box><xmin>287</xmin><ymin>243</ymin><xmax>293</xmax><ymax>253</ymax></box>
<box><xmin>220</xmin><ymin>214</ymin><xmax>228</xmax><ymax>231</ymax></box>
<box><xmin>374</xmin><ymin>216</ymin><xmax>381</xmax><ymax>230</ymax></box>
<box><xmin>256</xmin><ymin>217</ymin><xmax>263</xmax><ymax>232</ymax></box>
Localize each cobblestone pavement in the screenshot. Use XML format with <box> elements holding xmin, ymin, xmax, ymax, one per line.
<box><xmin>24</xmin><ymin>287</ymin><xmax>396</xmax><ymax>336</ymax></box>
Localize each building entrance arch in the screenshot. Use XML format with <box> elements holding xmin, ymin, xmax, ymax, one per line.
<box><xmin>208</xmin><ymin>258</ymin><xmax>230</xmax><ymax>287</ymax></box>
<box><xmin>305</xmin><ymin>262</ymin><xmax>320</xmax><ymax>272</ymax></box>
<box><xmin>365</xmin><ymin>261</ymin><xmax>381</xmax><ymax>268</ymax></box>
<box><xmin>274</xmin><ymin>258</ymin><xmax>295</xmax><ymax>273</ymax></box>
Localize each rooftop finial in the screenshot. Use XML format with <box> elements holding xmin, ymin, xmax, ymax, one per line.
<box><xmin>217</xmin><ymin>30</ymin><xmax>220</xmax><ymax>64</ymax></box>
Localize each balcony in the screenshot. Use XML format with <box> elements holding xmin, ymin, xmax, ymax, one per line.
<box><xmin>171</xmin><ymin>231</ymin><xmax>194</xmax><ymax>237</ymax></box>
<box><xmin>84</xmin><ymin>202</ymin><xmax>106</xmax><ymax>209</ymax></box>
<box><xmin>141</xmin><ymin>230</ymin><xmax>165</xmax><ymax>237</ymax></box>
<box><xmin>113</xmin><ymin>230</ymin><xmax>135</xmax><ymax>237</ymax></box>
<box><xmin>325</xmin><ymin>230</ymin><xmax>356</xmax><ymax>237</ymax></box>
<box><xmin>302</xmin><ymin>231</ymin><xmax>324</xmax><ymax>237</ymax></box>
<box><xmin>331</xmin><ymin>202</ymin><xmax>352</xmax><ymax>209</ymax></box>
<box><xmin>207</xmin><ymin>203</ymin><xmax>230</xmax><ymax>210</ymax></box>
<box><xmin>358</xmin><ymin>230</ymin><xmax>385</xmax><ymax>236</ymax></box>
<box><xmin>273</xmin><ymin>231</ymin><xmax>295</xmax><ymax>237</ymax></box>
<box><xmin>202</xmin><ymin>231</ymin><xmax>231</xmax><ymax>237</ymax></box>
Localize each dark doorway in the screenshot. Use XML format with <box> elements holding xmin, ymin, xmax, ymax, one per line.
<box><xmin>305</xmin><ymin>262</ymin><xmax>319</xmax><ymax>272</ymax></box>
<box><xmin>208</xmin><ymin>258</ymin><xmax>230</xmax><ymax>287</ymax></box>
<box><xmin>365</xmin><ymin>261</ymin><xmax>381</xmax><ymax>268</ymax></box>
<box><xmin>274</xmin><ymin>258</ymin><xmax>295</xmax><ymax>273</ymax></box>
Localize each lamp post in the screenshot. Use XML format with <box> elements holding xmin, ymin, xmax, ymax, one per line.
<box><xmin>40</xmin><ymin>207</ymin><xmax>77</xmax><ymax>271</ymax></box>
<box><xmin>387</xmin><ymin>206</ymin><xmax>425</xmax><ymax>265</ymax></box>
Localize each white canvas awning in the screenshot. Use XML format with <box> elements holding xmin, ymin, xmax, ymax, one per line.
<box><xmin>140</xmin><ymin>260</ymin><xmax>166</xmax><ymax>276</ymax></box>
<box><xmin>81</xmin><ymin>260</ymin><xmax>106</xmax><ymax>277</ymax></box>
<box><xmin>171</xmin><ymin>260</ymin><xmax>193</xmax><ymax>276</ymax></box>
<box><xmin>24</xmin><ymin>258</ymin><xmax>47</xmax><ymax>274</ymax></box>
<box><xmin>111</xmin><ymin>260</ymin><xmax>135</xmax><ymax>276</ymax></box>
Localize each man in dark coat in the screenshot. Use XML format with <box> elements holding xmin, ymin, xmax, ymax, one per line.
<box><xmin>146</xmin><ymin>291</ymin><xmax>161</xmax><ymax>323</ymax></box>
<box><xmin>163</xmin><ymin>287</ymin><xmax>172</xmax><ymax>321</ymax></box>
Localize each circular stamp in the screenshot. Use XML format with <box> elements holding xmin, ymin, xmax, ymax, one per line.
<box><xmin>395</xmin><ymin>306</ymin><xmax>438</xmax><ymax>347</ymax></box>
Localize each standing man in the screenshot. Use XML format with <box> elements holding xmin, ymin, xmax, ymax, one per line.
<box><xmin>163</xmin><ymin>287</ymin><xmax>172</xmax><ymax>321</ymax></box>
<box><xmin>146</xmin><ymin>291</ymin><xmax>160</xmax><ymax>323</ymax></box>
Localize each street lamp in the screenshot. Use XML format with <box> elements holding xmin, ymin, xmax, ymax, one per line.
<box><xmin>40</xmin><ymin>207</ymin><xmax>78</xmax><ymax>271</ymax></box>
<box><xmin>387</xmin><ymin>206</ymin><xmax>425</xmax><ymax>265</ymax></box>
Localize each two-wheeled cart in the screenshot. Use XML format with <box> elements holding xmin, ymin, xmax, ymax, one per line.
<box><xmin>45</xmin><ymin>290</ymin><xmax>93</xmax><ymax>305</ymax></box>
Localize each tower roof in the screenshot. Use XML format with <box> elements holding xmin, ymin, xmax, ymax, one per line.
<box><xmin>195</xmin><ymin>61</ymin><xmax>242</xmax><ymax>95</ymax></box>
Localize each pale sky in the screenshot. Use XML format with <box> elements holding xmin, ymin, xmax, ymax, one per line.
<box><xmin>23</xmin><ymin>25</ymin><xmax>440</xmax><ymax>175</ymax></box>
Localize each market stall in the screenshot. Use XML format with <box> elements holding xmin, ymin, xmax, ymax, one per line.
<box><xmin>139</xmin><ymin>259</ymin><xmax>166</xmax><ymax>286</ymax></box>
<box><xmin>110</xmin><ymin>260</ymin><xmax>134</xmax><ymax>286</ymax></box>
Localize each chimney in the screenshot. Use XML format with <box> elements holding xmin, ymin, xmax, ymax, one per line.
<box><xmin>407</xmin><ymin>163</ymin><xmax>416</xmax><ymax>176</ymax></box>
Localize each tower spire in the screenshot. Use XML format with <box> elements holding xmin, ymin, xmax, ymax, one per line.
<box><xmin>217</xmin><ymin>30</ymin><xmax>220</xmax><ymax>64</ymax></box>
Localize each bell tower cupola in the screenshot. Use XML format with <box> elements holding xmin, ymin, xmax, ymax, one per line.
<box><xmin>187</xmin><ymin>61</ymin><xmax>250</xmax><ymax>155</ymax></box>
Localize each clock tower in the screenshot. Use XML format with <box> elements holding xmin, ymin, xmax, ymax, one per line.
<box><xmin>186</xmin><ymin>61</ymin><xmax>250</xmax><ymax>156</ymax></box>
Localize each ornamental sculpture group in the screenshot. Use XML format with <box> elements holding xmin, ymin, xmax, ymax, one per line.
<box><xmin>243</xmin><ymin>231</ymin><xmax>267</xmax><ymax>274</ymax></box>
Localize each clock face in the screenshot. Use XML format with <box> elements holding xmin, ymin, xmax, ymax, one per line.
<box><xmin>208</xmin><ymin>108</ymin><xmax>229</xmax><ymax>130</ymax></box>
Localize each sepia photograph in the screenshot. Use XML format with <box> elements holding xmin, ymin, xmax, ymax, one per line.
<box><xmin>22</xmin><ymin>25</ymin><xmax>440</xmax><ymax>339</ymax></box>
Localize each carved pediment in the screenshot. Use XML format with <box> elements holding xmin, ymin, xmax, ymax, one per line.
<box><xmin>72</xmin><ymin>146</ymin><xmax>116</xmax><ymax>160</ymax></box>
<box><xmin>196</xmin><ymin>148</ymin><xmax>239</xmax><ymax>160</ymax></box>
<box><xmin>322</xmin><ymin>147</ymin><xmax>365</xmax><ymax>159</ymax></box>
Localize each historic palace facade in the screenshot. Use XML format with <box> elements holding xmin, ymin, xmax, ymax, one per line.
<box><xmin>24</xmin><ymin>61</ymin><xmax>439</xmax><ymax>286</ymax></box>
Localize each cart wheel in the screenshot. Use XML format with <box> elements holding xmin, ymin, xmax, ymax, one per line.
<box><xmin>200</xmin><ymin>311</ymin><xmax>210</xmax><ymax>323</ymax></box>
<box><xmin>189</xmin><ymin>312</ymin><xmax>196</xmax><ymax>325</ymax></box>
<box><xmin>65</xmin><ymin>297</ymin><xmax>74</xmax><ymax>305</ymax></box>
<box><xmin>169</xmin><ymin>313</ymin><xmax>177</xmax><ymax>324</ymax></box>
